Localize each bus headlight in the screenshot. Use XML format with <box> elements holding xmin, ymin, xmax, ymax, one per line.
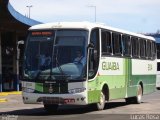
<box><xmin>22</xmin><ymin>87</ymin><xmax>35</xmax><ymax>93</ymax></box>
<box><xmin>68</xmin><ymin>87</ymin><xmax>86</xmax><ymax>94</ymax></box>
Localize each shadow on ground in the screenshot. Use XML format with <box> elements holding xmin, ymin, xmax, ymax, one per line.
<box><xmin>0</xmin><ymin>101</ymin><xmax>146</xmax><ymax>116</ymax></box>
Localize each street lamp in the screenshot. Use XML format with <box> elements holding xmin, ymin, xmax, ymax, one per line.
<box><xmin>26</xmin><ymin>5</ymin><xmax>33</xmax><ymax>18</ymax></box>
<box><xmin>88</xmin><ymin>5</ymin><xmax>96</xmax><ymax>22</ymax></box>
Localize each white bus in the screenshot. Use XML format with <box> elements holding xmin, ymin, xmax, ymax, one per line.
<box><xmin>156</xmin><ymin>39</ymin><xmax>160</xmax><ymax>90</ymax></box>
<box><xmin>22</xmin><ymin>22</ymin><xmax>157</xmax><ymax>112</ymax></box>
<box><xmin>157</xmin><ymin>60</ymin><xmax>160</xmax><ymax>90</ymax></box>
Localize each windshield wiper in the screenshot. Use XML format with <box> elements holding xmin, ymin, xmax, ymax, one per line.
<box><xmin>55</xmin><ymin>48</ymin><xmax>68</xmax><ymax>81</ymax></box>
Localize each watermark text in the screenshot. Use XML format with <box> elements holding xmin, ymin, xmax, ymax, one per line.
<box><xmin>130</xmin><ymin>114</ymin><xmax>160</xmax><ymax>120</ymax></box>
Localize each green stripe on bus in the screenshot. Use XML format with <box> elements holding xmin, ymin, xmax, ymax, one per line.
<box><xmin>35</xmin><ymin>83</ymin><xmax>43</xmax><ymax>92</ymax></box>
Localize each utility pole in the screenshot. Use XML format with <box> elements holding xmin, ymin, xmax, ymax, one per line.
<box><xmin>26</xmin><ymin>5</ymin><xmax>33</xmax><ymax>18</ymax></box>
<box><xmin>88</xmin><ymin>5</ymin><xmax>96</xmax><ymax>22</ymax></box>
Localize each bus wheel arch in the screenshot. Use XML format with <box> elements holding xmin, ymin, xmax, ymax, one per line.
<box><xmin>139</xmin><ymin>81</ymin><xmax>143</xmax><ymax>95</ymax></box>
<box><xmin>102</xmin><ymin>84</ymin><xmax>109</xmax><ymax>101</ymax></box>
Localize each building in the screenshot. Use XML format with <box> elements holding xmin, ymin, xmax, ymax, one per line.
<box><xmin>0</xmin><ymin>0</ymin><xmax>41</xmax><ymax>92</ymax></box>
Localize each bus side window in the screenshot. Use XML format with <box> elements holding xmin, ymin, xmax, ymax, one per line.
<box><xmin>131</xmin><ymin>37</ymin><xmax>139</xmax><ymax>58</ymax></box>
<box><xmin>144</xmin><ymin>40</ymin><xmax>148</xmax><ymax>59</ymax></box>
<box><xmin>88</xmin><ymin>29</ymin><xmax>100</xmax><ymax>79</ymax></box>
<box><xmin>156</xmin><ymin>42</ymin><xmax>160</xmax><ymax>59</ymax></box>
<box><xmin>101</xmin><ymin>30</ymin><xmax>112</xmax><ymax>55</ymax></box>
<box><xmin>122</xmin><ymin>35</ymin><xmax>131</xmax><ymax>57</ymax></box>
<box><xmin>152</xmin><ymin>42</ymin><xmax>157</xmax><ymax>60</ymax></box>
<box><xmin>147</xmin><ymin>40</ymin><xmax>152</xmax><ymax>59</ymax></box>
<box><xmin>157</xmin><ymin>62</ymin><xmax>160</xmax><ymax>71</ymax></box>
<box><xmin>140</xmin><ymin>39</ymin><xmax>146</xmax><ymax>59</ymax></box>
<box><xmin>112</xmin><ymin>32</ymin><xmax>122</xmax><ymax>56</ymax></box>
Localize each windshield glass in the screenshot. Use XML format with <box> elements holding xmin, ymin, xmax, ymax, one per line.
<box><xmin>24</xmin><ymin>30</ymin><xmax>88</xmax><ymax>81</ymax></box>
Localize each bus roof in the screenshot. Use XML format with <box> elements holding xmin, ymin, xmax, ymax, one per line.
<box><xmin>29</xmin><ymin>22</ymin><xmax>155</xmax><ymax>41</ymax></box>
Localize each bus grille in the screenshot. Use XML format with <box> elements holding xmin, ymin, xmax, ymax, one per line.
<box><xmin>37</xmin><ymin>97</ymin><xmax>64</xmax><ymax>104</ymax></box>
<box><xmin>43</xmin><ymin>82</ymin><xmax>68</xmax><ymax>94</ymax></box>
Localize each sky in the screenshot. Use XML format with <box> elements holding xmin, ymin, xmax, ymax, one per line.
<box><xmin>10</xmin><ymin>0</ymin><xmax>160</xmax><ymax>33</ymax></box>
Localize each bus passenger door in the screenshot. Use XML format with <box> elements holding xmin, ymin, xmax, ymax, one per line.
<box><xmin>88</xmin><ymin>28</ymin><xmax>100</xmax><ymax>103</ymax></box>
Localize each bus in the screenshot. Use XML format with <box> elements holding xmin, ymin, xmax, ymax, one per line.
<box><xmin>156</xmin><ymin>39</ymin><xmax>160</xmax><ymax>90</ymax></box>
<box><xmin>22</xmin><ymin>22</ymin><xmax>157</xmax><ymax>112</ymax></box>
<box><xmin>148</xmin><ymin>33</ymin><xmax>160</xmax><ymax>90</ymax></box>
<box><xmin>157</xmin><ymin>60</ymin><xmax>160</xmax><ymax>90</ymax></box>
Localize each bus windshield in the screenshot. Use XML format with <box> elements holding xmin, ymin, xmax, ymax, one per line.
<box><xmin>24</xmin><ymin>30</ymin><xmax>88</xmax><ymax>81</ymax></box>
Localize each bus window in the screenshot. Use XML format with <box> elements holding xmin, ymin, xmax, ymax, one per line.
<box><xmin>157</xmin><ymin>43</ymin><xmax>160</xmax><ymax>59</ymax></box>
<box><xmin>131</xmin><ymin>37</ymin><xmax>139</xmax><ymax>58</ymax></box>
<box><xmin>157</xmin><ymin>62</ymin><xmax>160</xmax><ymax>71</ymax></box>
<box><xmin>101</xmin><ymin>30</ymin><xmax>112</xmax><ymax>55</ymax></box>
<box><xmin>152</xmin><ymin>42</ymin><xmax>156</xmax><ymax>60</ymax></box>
<box><xmin>112</xmin><ymin>32</ymin><xmax>122</xmax><ymax>56</ymax></box>
<box><xmin>146</xmin><ymin>40</ymin><xmax>152</xmax><ymax>59</ymax></box>
<box><xmin>140</xmin><ymin>39</ymin><xmax>146</xmax><ymax>59</ymax></box>
<box><xmin>88</xmin><ymin>29</ymin><xmax>100</xmax><ymax>79</ymax></box>
<box><xmin>122</xmin><ymin>35</ymin><xmax>131</xmax><ymax>57</ymax></box>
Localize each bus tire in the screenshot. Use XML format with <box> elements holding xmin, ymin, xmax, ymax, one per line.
<box><xmin>134</xmin><ymin>84</ymin><xmax>143</xmax><ymax>104</ymax></box>
<box><xmin>125</xmin><ymin>84</ymin><xmax>143</xmax><ymax>104</ymax></box>
<box><xmin>43</xmin><ymin>104</ymin><xmax>59</xmax><ymax>113</ymax></box>
<box><xmin>125</xmin><ymin>97</ymin><xmax>133</xmax><ymax>104</ymax></box>
<box><xmin>96</xmin><ymin>91</ymin><xmax>106</xmax><ymax>110</ymax></box>
<box><xmin>157</xmin><ymin>87</ymin><xmax>160</xmax><ymax>90</ymax></box>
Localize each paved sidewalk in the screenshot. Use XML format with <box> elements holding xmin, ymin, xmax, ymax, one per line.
<box><xmin>0</xmin><ymin>93</ymin><xmax>43</xmax><ymax>113</ymax></box>
<box><xmin>0</xmin><ymin>91</ymin><xmax>22</xmax><ymax>103</ymax></box>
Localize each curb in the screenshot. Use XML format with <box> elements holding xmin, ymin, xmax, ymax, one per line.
<box><xmin>0</xmin><ymin>91</ymin><xmax>22</xmax><ymax>96</ymax></box>
<box><xmin>0</xmin><ymin>93</ymin><xmax>8</xmax><ymax>96</ymax></box>
<box><xmin>8</xmin><ymin>91</ymin><xmax>22</xmax><ymax>95</ymax></box>
<box><xmin>0</xmin><ymin>98</ymin><xmax>8</xmax><ymax>103</ymax></box>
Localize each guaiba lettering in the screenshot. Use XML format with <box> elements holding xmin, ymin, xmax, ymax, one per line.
<box><xmin>102</xmin><ymin>62</ymin><xmax>120</xmax><ymax>70</ymax></box>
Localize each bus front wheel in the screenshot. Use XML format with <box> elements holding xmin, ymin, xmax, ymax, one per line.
<box><xmin>96</xmin><ymin>91</ymin><xmax>106</xmax><ymax>110</ymax></box>
<box><xmin>43</xmin><ymin>104</ymin><xmax>59</xmax><ymax>113</ymax></box>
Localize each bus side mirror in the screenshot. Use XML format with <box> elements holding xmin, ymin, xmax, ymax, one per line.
<box><xmin>88</xmin><ymin>43</ymin><xmax>94</xmax><ymax>49</ymax></box>
<box><xmin>17</xmin><ymin>40</ymin><xmax>24</xmax><ymax>49</ymax></box>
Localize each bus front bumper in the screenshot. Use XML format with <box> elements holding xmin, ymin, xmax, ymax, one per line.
<box><xmin>22</xmin><ymin>92</ymin><xmax>87</xmax><ymax>105</ymax></box>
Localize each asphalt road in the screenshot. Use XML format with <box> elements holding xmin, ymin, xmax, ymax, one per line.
<box><xmin>0</xmin><ymin>89</ymin><xmax>160</xmax><ymax>120</ymax></box>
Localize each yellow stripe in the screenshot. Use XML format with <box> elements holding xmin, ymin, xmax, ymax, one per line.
<box><xmin>8</xmin><ymin>91</ymin><xmax>22</xmax><ymax>95</ymax></box>
<box><xmin>0</xmin><ymin>98</ymin><xmax>7</xmax><ymax>103</ymax></box>
<box><xmin>0</xmin><ymin>93</ymin><xmax>8</xmax><ymax>96</ymax></box>
<box><xmin>0</xmin><ymin>91</ymin><xmax>22</xmax><ymax>96</ymax></box>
